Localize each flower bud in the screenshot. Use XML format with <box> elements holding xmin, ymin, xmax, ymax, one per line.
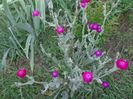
<box><xmin>52</xmin><ymin>70</ymin><xmax>59</xmax><ymax>78</ymax></box>
<box><xmin>95</xmin><ymin>50</ymin><xmax>102</xmax><ymax>57</ymax></box>
<box><xmin>32</xmin><ymin>10</ymin><xmax>40</xmax><ymax>17</ymax></box>
<box><xmin>55</xmin><ymin>25</ymin><xmax>65</xmax><ymax>36</ymax></box>
<box><xmin>102</xmin><ymin>81</ymin><xmax>110</xmax><ymax>88</ymax></box>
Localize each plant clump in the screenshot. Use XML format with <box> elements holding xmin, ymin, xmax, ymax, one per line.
<box><xmin>2</xmin><ymin>0</ymin><xmax>129</xmax><ymax>98</ymax></box>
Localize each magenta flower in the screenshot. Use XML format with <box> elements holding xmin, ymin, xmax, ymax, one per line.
<box><xmin>96</xmin><ymin>27</ymin><xmax>102</xmax><ymax>33</ymax></box>
<box><xmin>80</xmin><ymin>2</ymin><xmax>88</xmax><ymax>9</ymax></box>
<box><xmin>92</xmin><ymin>22</ymin><xmax>99</xmax><ymax>30</ymax></box>
<box><xmin>82</xmin><ymin>71</ymin><xmax>93</xmax><ymax>83</ymax></box>
<box><xmin>82</xmin><ymin>0</ymin><xmax>91</xmax><ymax>3</ymax></box>
<box><xmin>32</xmin><ymin>10</ymin><xmax>40</xmax><ymax>17</ymax></box>
<box><xmin>102</xmin><ymin>81</ymin><xmax>110</xmax><ymax>88</ymax></box>
<box><xmin>80</xmin><ymin>0</ymin><xmax>91</xmax><ymax>9</ymax></box>
<box><xmin>116</xmin><ymin>58</ymin><xmax>129</xmax><ymax>70</ymax></box>
<box><xmin>16</xmin><ymin>68</ymin><xmax>27</xmax><ymax>79</ymax></box>
<box><xmin>95</xmin><ymin>50</ymin><xmax>102</xmax><ymax>57</ymax></box>
<box><xmin>52</xmin><ymin>70</ymin><xmax>59</xmax><ymax>78</ymax></box>
<box><xmin>89</xmin><ymin>22</ymin><xmax>102</xmax><ymax>33</ymax></box>
<box><xmin>55</xmin><ymin>25</ymin><xmax>65</xmax><ymax>35</ymax></box>
<box><xmin>89</xmin><ymin>23</ymin><xmax>94</xmax><ymax>29</ymax></box>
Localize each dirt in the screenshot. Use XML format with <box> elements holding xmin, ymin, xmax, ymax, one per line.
<box><xmin>103</xmin><ymin>9</ymin><xmax>133</xmax><ymax>61</ymax></box>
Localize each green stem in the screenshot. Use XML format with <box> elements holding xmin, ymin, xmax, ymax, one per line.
<box><xmin>30</xmin><ymin>36</ymin><xmax>35</xmax><ymax>73</ymax></box>
<box><xmin>99</xmin><ymin>67</ymin><xmax>118</xmax><ymax>79</ymax></box>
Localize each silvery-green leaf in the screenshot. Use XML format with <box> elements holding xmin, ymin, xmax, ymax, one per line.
<box><xmin>16</xmin><ymin>23</ymin><xmax>34</xmax><ymax>34</ymax></box>
<box><xmin>41</xmin><ymin>83</ymin><xmax>49</xmax><ymax>94</ymax></box>
<box><xmin>49</xmin><ymin>78</ymin><xmax>62</xmax><ymax>89</ymax></box>
<box><xmin>47</xmin><ymin>0</ymin><xmax>53</xmax><ymax>9</ymax></box>
<box><xmin>61</xmin><ymin>91</ymin><xmax>69</xmax><ymax>99</ymax></box>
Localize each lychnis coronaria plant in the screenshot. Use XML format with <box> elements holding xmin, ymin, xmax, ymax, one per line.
<box><xmin>14</xmin><ymin>0</ymin><xmax>129</xmax><ymax>98</ymax></box>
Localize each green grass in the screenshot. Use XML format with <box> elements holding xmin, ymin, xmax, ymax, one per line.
<box><xmin>0</xmin><ymin>62</ymin><xmax>133</xmax><ymax>99</ymax></box>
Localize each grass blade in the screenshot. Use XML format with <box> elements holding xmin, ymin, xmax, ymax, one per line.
<box><xmin>24</xmin><ymin>34</ymin><xmax>32</xmax><ymax>59</ymax></box>
<box><xmin>9</xmin><ymin>36</ymin><xmax>24</xmax><ymax>57</ymax></box>
<box><xmin>3</xmin><ymin>0</ymin><xmax>16</xmax><ymax>25</ymax></box>
<box><xmin>8</xmin><ymin>27</ymin><xmax>24</xmax><ymax>51</ymax></box>
<box><xmin>1</xmin><ymin>48</ymin><xmax>10</xmax><ymax>72</ymax></box>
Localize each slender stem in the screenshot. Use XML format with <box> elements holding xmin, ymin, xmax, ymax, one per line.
<box><xmin>99</xmin><ymin>67</ymin><xmax>117</xmax><ymax>79</ymax></box>
<box><xmin>71</xmin><ymin>0</ymin><xmax>79</xmax><ymax>32</ymax></box>
<box><xmin>82</xmin><ymin>21</ymin><xmax>86</xmax><ymax>38</ymax></box>
<box><xmin>96</xmin><ymin>0</ymin><xmax>120</xmax><ymax>41</ymax></box>
<box><xmin>54</xmin><ymin>86</ymin><xmax>65</xmax><ymax>99</ymax></box>
<box><xmin>40</xmin><ymin>44</ymin><xmax>59</xmax><ymax>66</ymax></box>
<box><xmin>72</xmin><ymin>0</ymin><xmax>79</xmax><ymax>26</ymax></box>
<box><xmin>19</xmin><ymin>87</ymin><xmax>24</xmax><ymax>99</ymax></box>
<box><xmin>15</xmin><ymin>76</ymin><xmax>45</xmax><ymax>87</ymax></box>
<box><xmin>8</xmin><ymin>27</ymin><xmax>24</xmax><ymax>52</ymax></box>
